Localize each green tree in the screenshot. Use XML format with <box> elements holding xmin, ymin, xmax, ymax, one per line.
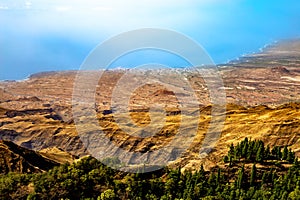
<box><xmin>242</xmin><ymin>140</ymin><xmax>248</xmax><ymax>158</ymax></box>
<box><xmin>287</xmin><ymin>150</ymin><xmax>295</xmax><ymax>163</ymax></box>
<box><xmin>99</xmin><ymin>189</ymin><xmax>116</xmax><ymax>200</ymax></box>
<box><xmin>223</xmin><ymin>155</ymin><xmax>229</xmax><ymax>163</ymax></box>
<box><xmin>282</xmin><ymin>146</ymin><xmax>288</xmax><ymax>160</ymax></box>
<box><xmin>256</xmin><ymin>145</ymin><xmax>264</xmax><ymax>163</ymax></box>
<box><xmin>250</xmin><ymin>164</ymin><xmax>257</xmax><ymax>187</ymax></box>
<box><xmin>288</xmin><ymin>186</ymin><xmax>300</xmax><ymax>200</ymax></box>
<box><xmin>229</xmin><ymin>144</ymin><xmax>235</xmax><ymax>157</ymax></box>
<box><xmin>237</xmin><ymin>165</ymin><xmax>245</xmax><ymax>189</ymax></box>
<box><xmin>261</xmin><ymin>172</ymin><xmax>268</xmax><ymax>187</ymax></box>
<box><xmin>265</xmin><ymin>145</ymin><xmax>271</xmax><ymax>160</ymax></box>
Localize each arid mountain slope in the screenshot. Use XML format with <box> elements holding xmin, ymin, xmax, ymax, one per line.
<box><xmin>0</xmin><ymin>40</ymin><xmax>300</xmax><ymax>169</ymax></box>
<box><xmin>0</xmin><ymin>140</ymin><xmax>59</xmax><ymax>174</ymax></box>
<box><xmin>1</xmin><ymin>102</ymin><xmax>300</xmax><ymax>170</ymax></box>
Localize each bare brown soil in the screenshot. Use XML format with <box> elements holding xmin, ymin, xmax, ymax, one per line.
<box><xmin>1</xmin><ymin>40</ymin><xmax>300</xmax><ymax>170</ymax></box>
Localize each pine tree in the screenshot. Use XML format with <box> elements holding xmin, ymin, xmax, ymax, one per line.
<box><xmin>271</xmin><ymin>146</ymin><xmax>282</xmax><ymax>159</ymax></box>
<box><xmin>208</xmin><ymin>173</ymin><xmax>216</xmax><ymax>193</ymax></box>
<box><xmin>217</xmin><ymin>168</ymin><xmax>221</xmax><ymax>183</ymax></box>
<box><xmin>229</xmin><ymin>144</ymin><xmax>235</xmax><ymax>158</ymax></box>
<box><xmin>223</xmin><ymin>155</ymin><xmax>229</xmax><ymax>163</ymax></box>
<box><xmin>287</xmin><ymin>149</ymin><xmax>295</xmax><ymax>163</ymax></box>
<box><xmin>242</xmin><ymin>142</ymin><xmax>248</xmax><ymax>158</ymax></box>
<box><xmin>261</xmin><ymin>172</ymin><xmax>267</xmax><ymax>187</ymax></box>
<box><xmin>265</xmin><ymin>145</ymin><xmax>270</xmax><ymax>160</ymax></box>
<box><xmin>250</xmin><ymin>164</ymin><xmax>257</xmax><ymax>187</ymax></box>
<box><xmin>271</xmin><ymin>171</ymin><xmax>277</xmax><ymax>186</ymax></box>
<box><xmin>229</xmin><ymin>189</ymin><xmax>235</xmax><ymax>200</ymax></box>
<box><xmin>256</xmin><ymin>145</ymin><xmax>264</xmax><ymax>163</ymax></box>
<box><xmin>293</xmin><ymin>158</ymin><xmax>299</xmax><ymax>168</ymax></box>
<box><xmin>277</xmin><ymin>147</ymin><xmax>282</xmax><ymax>160</ymax></box>
<box><xmin>199</xmin><ymin>165</ymin><xmax>205</xmax><ymax>176</ymax></box>
<box><xmin>229</xmin><ymin>155</ymin><xmax>233</xmax><ymax>167</ymax></box>
<box><xmin>237</xmin><ymin>165</ymin><xmax>245</xmax><ymax>189</ymax></box>
<box><xmin>235</xmin><ymin>144</ymin><xmax>241</xmax><ymax>161</ymax></box>
<box><xmin>246</xmin><ymin>148</ymin><xmax>252</xmax><ymax>161</ymax></box>
<box><xmin>282</xmin><ymin>146</ymin><xmax>288</xmax><ymax>160</ymax></box>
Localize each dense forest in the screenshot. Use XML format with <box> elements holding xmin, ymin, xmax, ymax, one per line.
<box><xmin>1</xmin><ymin>138</ymin><xmax>300</xmax><ymax>200</ymax></box>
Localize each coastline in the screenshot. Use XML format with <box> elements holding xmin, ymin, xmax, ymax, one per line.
<box><xmin>1</xmin><ymin>38</ymin><xmax>300</xmax><ymax>82</ymax></box>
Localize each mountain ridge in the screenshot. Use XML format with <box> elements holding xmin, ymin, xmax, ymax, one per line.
<box><xmin>0</xmin><ymin>140</ymin><xmax>59</xmax><ymax>174</ymax></box>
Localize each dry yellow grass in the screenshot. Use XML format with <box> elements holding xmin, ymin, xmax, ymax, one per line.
<box><xmin>1</xmin><ymin>102</ymin><xmax>300</xmax><ymax>170</ymax></box>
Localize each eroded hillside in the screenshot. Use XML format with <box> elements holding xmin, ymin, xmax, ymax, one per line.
<box><xmin>0</xmin><ymin>140</ymin><xmax>59</xmax><ymax>174</ymax></box>
<box><xmin>0</xmin><ymin>40</ymin><xmax>300</xmax><ymax>170</ymax></box>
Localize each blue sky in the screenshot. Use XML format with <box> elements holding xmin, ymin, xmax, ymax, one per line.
<box><xmin>0</xmin><ymin>0</ymin><xmax>300</xmax><ymax>80</ymax></box>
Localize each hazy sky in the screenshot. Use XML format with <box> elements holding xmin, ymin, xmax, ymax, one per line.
<box><xmin>1</xmin><ymin>0</ymin><xmax>300</xmax><ymax>80</ymax></box>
